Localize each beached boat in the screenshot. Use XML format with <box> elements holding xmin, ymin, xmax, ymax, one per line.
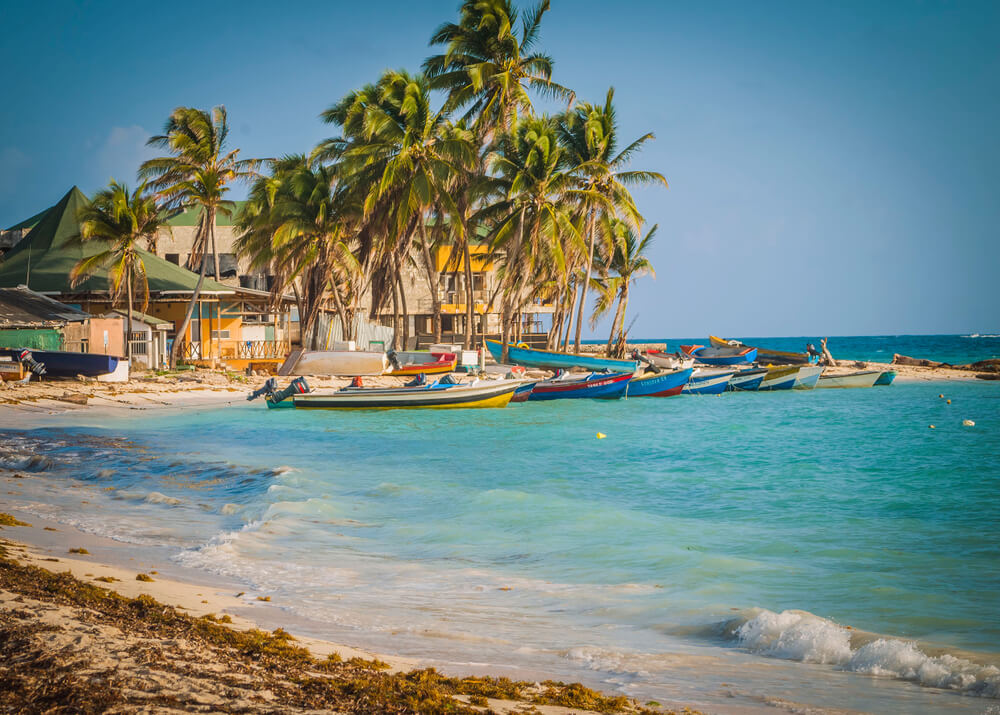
<box><xmin>874</xmin><ymin>370</ymin><xmax>897</xmax><ymax>386</ymax></box>
<box><xmin>528</xmin><ymin>371</ymin><xmax>632</xmax><ymax>401</ymax></box>
<box><xmin>510</xmin><ymin>380</ymin><xmax>539</xmax><ymax>402</ymax></box>
<box><xmin>727</xmin><ymin>367</ymin><xmax>768</xmax><ymax>391</ymax></box>
<box><xmin>757</xmin><ymin>365</ymin><xmax>801</xmax><ymax>391</ymax></box>
<box><xmin>485</xmin><ymin>339</ymin><xmax>637</xmax><ymax>372</ymax></box>
<box><xmin>625</xmin><ymin>367</ymin><xmax>693</xmax><ymax>397</ymax></box>
<box><xmin>291</xmin><ymin>380</ymin><xmax>518</xmax><ymax>409</ymax></box>
<box><xmin>680</xmin><ymin>344</ymin><xmax>757</xmax><ymax>366</ymax></box>
<box><xmin>792</xmin><ymin>365</ymin><xmax>824</xmax><ymax>390</ymax></box>
<box><xmin>709</xmin><ymin>335</ymin><xmax>815</xmax><ymax>365</ymax></box>
<box><xmin>0</xmin><ymin>348</ymin><xmax>119</xmax><ymax>378</ymax></box>
<box><xmin>387</xmin><ymin>351</ymin><xmax>457</xmax><ymax>376</ymax></box>
<box><xmin>639</xmin><ymin>349</ymin><xmax>695</xmax><ymax>371</ymax></box>
<box><xmin>817</xmin><ymin>370</ymin><xmax>881</xmax><ymax>389</ymax></box>
<box><xmin>282</xmin><ymin>350</ymin><xmax>388</xmax><ymax>376</ymax></box>
<box><xmin>682</xmin><ymin>369</ymin><xmax>735</xmax><ymax>395</ymax></box>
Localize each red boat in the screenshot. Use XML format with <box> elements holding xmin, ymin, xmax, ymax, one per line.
<box><xmin>387</xmin><ymin>351</ymin><xmax>457</xmax><ymax>376</ymax></box>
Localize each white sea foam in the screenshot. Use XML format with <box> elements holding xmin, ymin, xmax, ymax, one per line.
<box><xmin>736</xmin><ymin>609</ymin><xmax>1000</xmax><ymax>697</ymax></box>
<box><xmin>144</xmin><ymin>491</ymin><xmax>183</xmax><ymax>505</ymax></box>
<box><xmin>220</xmin><ymin>503</ymin><xmax>243</xmax><ymax>515</ymax></box>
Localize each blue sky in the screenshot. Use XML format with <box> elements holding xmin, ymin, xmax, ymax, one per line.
<box><xmin>2</xmin><ymin>0</ymin><xmax>997</xmax><ymax>337</ymax></box>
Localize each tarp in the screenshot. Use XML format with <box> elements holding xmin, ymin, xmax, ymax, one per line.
<box><xmin>0</xmin><ymin>187</ymin><xmax>233</xmax><ymax>295</ymax></box>
<box><xmin>0</xmin><ymin>285</ymin><xmax>90</xmax><ymax>327</ymax></box>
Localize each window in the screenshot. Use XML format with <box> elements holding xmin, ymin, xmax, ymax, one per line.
<box><xmin>165</xmin><ymin>253</ymin><xmax>180</xmax><ymax>265</ymax></box>
<box><xmin>210</xmin><ymin>330</ymin><xmax>231</xmax><ymax>339</ymax></box>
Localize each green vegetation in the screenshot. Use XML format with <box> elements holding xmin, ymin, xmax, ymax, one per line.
<box><xmin>67</xmin><ymin>547</ymin><xmax>89</xmax><ymax>555</ymax></box>
<box><xmin>0</xmin><ymin>513</ymin><xmax>31</xmax><ymax>527</ymax></box>
<box><xmin>135</xmin><ymin>573</ymin><xmax>154</xmax><ymax>582</ymax></box>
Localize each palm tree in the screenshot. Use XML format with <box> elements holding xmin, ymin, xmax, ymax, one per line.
<box><xmin>140</xmin><ymin>106</ymin><xmax>257</xmax><ymax>366</ymax></box>
<box><xmin>424</xmin><ymin>0</ymin><xmax>573</xmax><ymax>133</ymax></box>
<box><xmin>591</xmin><ymin>219</ymin><xmax>657</xmax><ymax>357</ymax></box>
<box><xmin>317</xmin><ymin>70</ymin><xmax>474</xmax><ymax>348</ymax></box>
<box><xmin>558</xmin><ymin>88</ymin><xmax>667</xmax><ymax>354</ymax></box>
<box><xmin>71</xmin><ymin>180</ymin><xmax>166</xmax><ymax>363</ymax></box>
<box><xmin>235</xmin><ymin>157</ymin><xmax>360</xmax><ymax>350</ymax></box>
<box><xmin>483</xmin><ymin>116</ymin><xmax>588</xmax><ymax>361</ymax></box>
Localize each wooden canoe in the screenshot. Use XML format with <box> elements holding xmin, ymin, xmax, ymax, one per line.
<box><xmin>485</xmin><ymin>340</ymin><xmax>638</xmax><ymax>372</ymax></box>
<box><xmin>291</xmin><ymin>380</ymin><xmax>518</xmax><ymax>409</ymax></box>
<box><xmin>710</xmin><ymin>335</ymin><xmax>813</xmax><ymax>365</ymax></box>
<box><xmin>817</xmin><ymin>370</ymin><xmax>881</xmax><ymax>389</ymax></box>
<box><xmin>285</xmin><ymin>350</ymin><xmax>388</xmax><ymax>376</ymax></box>
<box><xmin>680</xmin><ymin>344</ymin><xmax>757</xmax><ymax>366</ymax></box>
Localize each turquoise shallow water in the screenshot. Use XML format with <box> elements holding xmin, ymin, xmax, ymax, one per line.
<box><xmin>2</xmin><ymin>377</ymin><xmax>999</xmax><ymax>712</ymax></box>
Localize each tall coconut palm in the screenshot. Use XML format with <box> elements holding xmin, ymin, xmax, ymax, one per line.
<box><xmin>140</xmin><ymin>106</ymin><xmax>257</xmax><ymax>366</ymax></box>
<box><xmin>424</xmin><ymin>0</ymin><xmax>573</xmax><ymax>133</ymax></box>
<box><xmin>591</xmin><ymin>219</ymin><xmax>657</xmax><ymax>357</ymax></box>
<box><xmin>559</xmin><ymin>88</ymin><xmax>667</xmax><ymax>354</ymax></box>
<box><xmin>71</xmin><ymin>180</ymin><xmax>166</xmax><ymax>363</ymax></box>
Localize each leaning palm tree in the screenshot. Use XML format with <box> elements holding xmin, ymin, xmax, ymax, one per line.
<box><xmin>71</xmin><ymin>180</ymin><xmax>166</xmax><ymax>363</ymax></box>
<box><xmin>559</xmin><ymin>88</ymin><xmax>667</xmax><ymax>354</ymax></box>
<box><xmin>591</xmin><ymin>218</ymin><xmax>657</xmax><ymax>357</ymax></box>
<box><xmin>140</xmin><ymin>106</ymin><xmax>257</xmax><ymax>366</ymax></box>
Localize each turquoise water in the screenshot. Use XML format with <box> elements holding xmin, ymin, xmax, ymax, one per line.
<box><xmin>605</xmin><ymin>334</ymin><xmax>1000</xmax><ymax>366</ymax></box>
<box><xmin>2</xmin><ymin>379</ymin><xmax>999</xmax><ymax>712</ymax></box>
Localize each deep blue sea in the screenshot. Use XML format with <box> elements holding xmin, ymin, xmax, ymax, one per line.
<box><xmin>2</xmin><ymin>334</ymin><xmax>998</xmax><ymax>714</ymax></box>
<box><xmin>592</xmin><ymin>333</ymin><xmax>1000</xmax><ymax>366</ymax></box>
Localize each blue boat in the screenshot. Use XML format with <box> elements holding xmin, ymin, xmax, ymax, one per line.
<box><xmin>528</xmin><ymin>371</ymin><xmax>632</xmax><ymax>401</ymax></box>
<box><xmin>680</xmin><ymin>344</ymin><xmax>757</xmax><ymax>366</ymax></box>
<box><xmin>485</xmin><ymin>340</ymin><xmax>637</xmax><ymax>372</ymax></box>
<box><xmin>682</xmin><ymin>369</ymin><xmax>735</xmax><ymax>395</ymax></box>
<box><xmin>0</xmin><ymin>348</ymin><xmax>119</xmax><ymax>378</ymax></box>
<box><xmin>625</xmin><ymin>368</ymin><xmax>693</xmax><ymax>397</ymax></box>
<box><xmin>727</xmin><ymin>367</ymin><xmax>768</xmax><ymax>391</ymax></box>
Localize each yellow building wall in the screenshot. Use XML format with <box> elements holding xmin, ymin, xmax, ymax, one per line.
<box><xmin>435</xmin><ymin>245</ymin><xmax>493</xmax><ymax>272</ymax></box>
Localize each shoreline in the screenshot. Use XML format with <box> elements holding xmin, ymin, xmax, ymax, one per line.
<box><xmin>0</xmin><ymin>514</ymin><xmax>695</xmax><ymax>715</ymax></box>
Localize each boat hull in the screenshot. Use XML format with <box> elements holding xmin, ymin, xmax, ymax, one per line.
<box><xmin>874</xmin><ymin>371</ymin><xmax>897</xmax><ymax>386</ymax></box>
<box><xmin>289</xmin><ymin>351</ymin><xmax>388</xmax><ymax>376</ymax></box>
<box><xmin>757</xmin><ymin>366</ymin><xmax>800</xmax><ymax>391</ymax></box>
<box><xmin>682</xmin><ymin>370</ymin><xmax>735</xmax><ymax>395</ymax></box>
<box><xmin>485</xmin><ymin>340</ymin><xmax>637</xmax><ymax>372</ymax></box>
<box><xmin>625</xmin><ymin>368</ymin><xmax>693</xmax><ymax>397</ymax></box>
<box><xmin>710</xmin><ymin>336</ymin><xmax>813</xmax><ymax>365</ymax></box>
<box><xmin>388</xmin><ymin>352</ymin><xmax>457</xmax><ymax>376</ymax></box>
<box><xmin>510</xmin><ymin>380</ymin><xmax>538</xmax><ymax>402</ymax></box>
<box><xmin>0</xmin><ymin>348</ymin><xmax>119</xmax><ymax>378</ymax></box>
<box><xmin>727</xmin><ymin>368</ymin><xmax>768</xmax><ymax>391</ymax></box>
<box><xmin>642</xmin><ymin>350</ymin><xmax>695</xmax><ymax>371</ymax></box>
<box><xmin>792</xmin><ymin>365</ymin><xmax>824</xmax><ymax>390</ymax></box>
<box><xmin>817</xmin><ymin>370</ymin><xmax>881</xmax><ymax>389</ymax></box>
<box><xmin>680</xmin><ymin>344</ymin><xmax>757</xmax><ymax>366</ymax></box>
<box><xmin>528</xmin><ymin>372</ymin><xmax>632</xmax><ymax>401</ymax></box>
<box><xmin>292</xmin><ymin>381</ymin><xmax>517</xmax><ymax>409</ymax></box>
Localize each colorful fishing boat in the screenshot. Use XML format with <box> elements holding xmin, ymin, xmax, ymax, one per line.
<box><xmin>527</xmin><ymin>371</ymin><xmax>632</xmax><ymax>401</ymax></box>
<box><xmin>709</xmin><ymin>335</ymin><xmax>816</xmax><ymax>365</ymax></box>
<box><xmin>625</xmin><ymin>367</ymin><xmax>693</xmax><ymax>397</ymax></box>
<box><xmin>387</xmin><ymin>351</ymin><xmax>457</xmax><ymax>376</ymax></box>
<box><xmin>291</xmin><ymin>380</ymin><xmax>518</xmax><ymax>410</ymax></box>
<box><xmin>0</xmin><ymin>348</ymin><xmax>120</xmax><ymax>378</ymax></box>
<box><xmin>682</xmin><ymin>369</ymin><xmax>735</xmax><ymax>395</ymax></box>
<box><xmin>757</xmin><ymin>366</ymin><xmax>801</xmax><ymax>391</ymax></box>
<box><xmin>792</xmin><ymin>365</ymin><xmax>824</xmax><ymax>390</ymax></box>
<box><xmin>727</xmin><ymin>367</ymin><xmax>768</xmax><ymax>391</ymax></box>
<box><xmin>817</xmin><ymin>370</ymin><xmax>881</xmax><ymax>389</ymax></box>
<box><xmin>510</xmin><ymin>380</ymin><xmax>539</xmax><ymax>402</ymax></box>
<box><xmin>680</xmin><ymin>344</ymin><xmax>757</xmax><ymax>366</ymax></box>
<box><xmin>281</xmin><ymin>350</ymin><xmax>388</xmax><ymax>376</ymax></box>
<box><xmin>874</xmin><ymin>370</ymin><xmax>897</xmax><ymax>386</ymax></box>
<box><xmin>485</xmin><ymin>340</ymin><xmax>638</xmax><ymax>372</ymax></box>
<box><xmin>639</xmin><ymin>349</ymin><xmax>695</xmax><ymax>371</ymax></box>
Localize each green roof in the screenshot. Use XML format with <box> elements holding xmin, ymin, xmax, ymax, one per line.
<box><xmin>0</xmin><ymin>188</ymin><xmax>233</xmax><ymax>295</ymax></box>
<box><xmin>165</xmin><ymin>202</ymin><xmax>247</xmax><ymax>227</ymax></box>
<box><xmin>5</xmin><ymin>205</ymin><xmax>52</xmax><ymax>232</ymax></box>
<box><xmin>108</xmin><ymin>308</ymin><xmax>171</xmax><ymax>327</ymax></box>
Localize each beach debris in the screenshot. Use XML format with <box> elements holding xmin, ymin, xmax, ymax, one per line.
<box><xmin>68</xmin><ymin>547</ymin><xmax>89</xmax><ymax>554</ymax></box>
<box><xmin>94</xmin><ymin>576</ymin><xmax>117</xmax><ymax>583</ymax></box>
<box><xmin>256</xmin><ymin>595</ymin><xmax>271</xmax><ymax>602</ymax></box>
<box><xmin>498</xmin><ymin>586</ymin><xmax>513</xmax><ymax>591</ymax></box>
<box><xmin>596</xmin><ymin>432</ymin><xmax>607</xmax><ymax>439</ymax></box>
<box><xmin>43</xmin><ymin>527</ymin><xmax>58</xmax><ymax>531</ymax></box>
<box><xmin>963</xmin><ymin>419</ymin><xmax>975</xmax><ymax>427</ymax></box>
<box><xmin>0</xmin><ymin>513</ymin><xmax>31</xmax><ymax>527</ymax></box>
<box><xmin>135</xmin><ymin>573</ymin><xmax>154</xmax><ymax>582</ymax></box>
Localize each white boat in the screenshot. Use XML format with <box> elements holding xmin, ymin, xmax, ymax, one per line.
<box><xmin>281</xmin><ymin>350</ymin><xmax>388</xmax><ymax>376</ymax></box>
<box><xmin>291</xmin><ymin>379</ymin><xmax>519</xmax><ymax>409</ymax></box>
<box><xmin>817</xmin><ymin>370</ymin><xmax>881</xmax><ymax>389</ymax></box>
<box><xmin>792</xmin><ymin>365</ymin><xmax>824</xmax><ymax>390</ymax></box>
<box><xmin>641</xmin><ymin>350</ymin><xmax>695</xmax><ymax>371</ymax></box>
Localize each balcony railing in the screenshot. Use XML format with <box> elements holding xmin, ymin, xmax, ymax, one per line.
<box><xmin>177</xmin><ymin>339</ymin><xmax>289</xmax><ymax>362</ymax></box>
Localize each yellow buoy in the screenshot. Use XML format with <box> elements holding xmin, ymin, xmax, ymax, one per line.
<box><xmin>963</xmin><ymin>419</ymin><xmax>975</xmax><ymax>427</ymax></box>
<box><xmin>596</xmin><ymin>432</ymin><xmax>606</xmax><ymax>439</ymax></box>
<box><xmin>946</xmin><ymin>399</ymin><xmax>952</xmax><ymax>404</ymax></box>
<box><xmin>939</xmin><ymin>394</ymin><xmax>944</xmax><ymax>399</ymax></box>
<box><xmin>929</xmin><ymin>425</ymin><xmax>936</xmax><ymax>429</ymax></box>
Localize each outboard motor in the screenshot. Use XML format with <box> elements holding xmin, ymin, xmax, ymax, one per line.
<box><xmin>386</xmin><ymin>350</ymin><xmax>401</xmax><ymax>371</ymax></box>
<box><xmin>405</xmin><ymin>373</ymin><xmax>427</xmax><ymax>387</ymax></box>
<box><xmin>248</xmin><ymin>377</ymin><xmax>278</xmax><ymax>401</ymax></box>
<box><xmin>439</xmin><ymin>374</ymin><xmax>462</xmax><ymax>385</ymax></box>
<box><xmin>247</xmin><ymin>377</ymin><xmax>310</xmax><ymax>404</ymax></box>
<box><xmin>17</xmin><ymin>349</ymin><xmax>46</xmax><ymax>376</ymax></box>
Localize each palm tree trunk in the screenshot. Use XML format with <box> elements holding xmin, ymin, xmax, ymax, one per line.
<box><xmin>418</xmin><ymin>219</ymin><xmax>442</xmax><ymax>344</ymax></box>
<box><xmin>329</xmin><ymin>281</ymin><xmax>350</xmax><ymax>347</ymax></box>
<box><xmin>606</xmin><ymin>290</ymin><xmax>625</xmax><ymax>355</ymax></box>
<box><xmin>125</xmin><ymin>269</ymin><xmax>133</xmax><ymax>363</ymax></box>
<box><xmin>573</xmin><ymin>209</ymin><xmax>597</xmax><ymax>354</ymax></box>
<box><xmin>462</xmin><ymin>234</ymin><xmax>476</xmax><ymax>350</ymax></box>
<box><xmin>562</xmin><ymin>278</ymin><xmax>578</xmax><ymax>351</ymax></box>
<box><xmin>397</xmin><ymin>265</ymin><xmax>410</xmax><ymax>349</ymax></box>
<box><xmin>390</xmin><ymin>271</ymin><xmax>401</xmax><ymax>351</ymax></box>
<box><xmin>210</xmin><ymin>207</ymin><xmax>221</xmax><ymax>281</ymax></box>
<box><xmin>170</xmin><ymin>251</ymin><xmax>207</xmax><ymax>368</ymax></box>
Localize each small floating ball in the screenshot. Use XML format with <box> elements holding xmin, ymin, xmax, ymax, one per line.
<box><xmin>963</xmin><ymin>419</ymin><xmax>975</xmax><ymax>427</ymax></box>
<box><xmin>939</xmin><ymin>394</ymin><xmax>944</xmax><ymax>399</ymax></box>
<box><xmin>596</xmin><ymin>432</ymin><xmax>607</xmax><ymax>439</ymax></box>
<box><xmin>929</xmin><ymin>425</ymin><xmax>936</xmax><ymax>429</ymax></box>
<box><xmin>946</xmin><ymin>399</ymin><xmax>951</xmax><ymax>404</ymax></box>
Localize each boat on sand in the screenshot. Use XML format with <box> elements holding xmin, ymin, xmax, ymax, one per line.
<box><xmin>817</xmin><ymin>370</ymin><xmax>881</xmax><ymax>389</ymax></box>
<box><xmin>638</xmin><ymin>349</ymin><xmax>694</xmax><ymax>371</ymax></box>
<box><xmin>485</xmin><ymin>339</ymin><xmax>637</xmax><ymax>372</ymax></box>
<box><xmin>387</xmin><ymin>351</ymin><xmax>457</xmax><ymax>376</ymax></box>
<box><xmin>710</xmin><ymin>335</ymin><xmax>815</xmax><ymax>365</ymax></box>
<box><xmin>528</xmin><ymin>371</ymin><xmax>632</xmax><ymax>401</ymax></box>
<box><xmin>680</xmin><ymin>344</ymin><xmax>757</xmax><ymax>366</ymax></box>
<box><xmin>280</xmin><ymin>350</ymin><xmax>388</xmax><ymax>376</ymax></box>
